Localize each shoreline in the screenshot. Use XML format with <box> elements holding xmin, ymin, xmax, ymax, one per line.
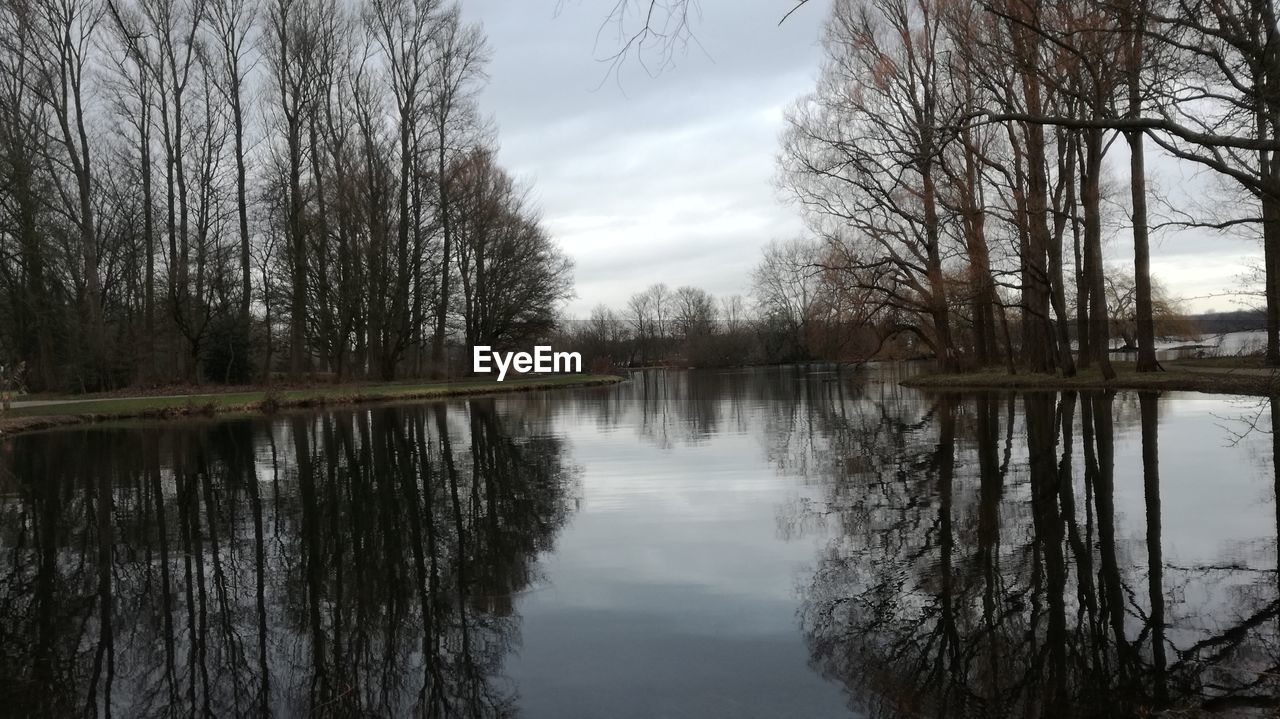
<box><xmin>0</xmin><ymin>374</ymin><xmax>625</xmax><ymax>438</ymax></box>
<box><xmin>901</xmin><ymin>366</ymin><xmax>1279</xmax><ymax>397</ymax></box>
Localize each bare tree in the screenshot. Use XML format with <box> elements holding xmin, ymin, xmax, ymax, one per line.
<box><xmin>753</xmin><ymin>237</ymin><xmax>824</xmax><ymax>358</ymax></box>
<box><xmin>207</xmin><ymin>0</ymin><xmax>256</xmax><ymax>339</ymax></box>
<box><xmin>265</xmin><ymin>0</ymin><xmax>320</xmax><ymax>376</ymax></box>
<box><xmin>0</xmin><ymin>2</ymin><xmax>57</xmax><ymax>389</ymax></box>
<box><xmin>672</xmin><ymin>285</ymin><xmax>716</xmax><ymax>338</ymax></box>
<box><xmin>422</xmin><ymin>4</ymin><xmax>487</xmax><ymax>375</ymax></box>
<box><xmin>781</xmin><ymin>0</ymin><xmax>964</xmax><ymax>370</ymax></box>
<box><xmin>29</xmin><ymin>0</ymin><xmax>108</xmax><ymax>387</ymax></box>
<box><xmin>450</xmin><ymin>148</ymin><xmax>573</xmax><ymax>350</ymax></box>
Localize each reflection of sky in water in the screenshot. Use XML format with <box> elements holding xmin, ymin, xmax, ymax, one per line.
<box><xmin>1121</xmin><ymin>393</ymin><xmax>1274</xmax><ymax>568</ymax></box>
<box><xmin>1114</xmin><ymin>393</ymin><xmax>1278</xmax><ymax>660</ymax></box>
<box><xmin>3</xmin><ymin>367</ymin><xmax>1278</xmax><ymax>717</ymax></box>
<box><xmin>504</xmin><ymin>370</ymin><xmax>1280</xmax><ymax>717</ymax></box>
<box><xmin>511</xmin><ymin>402</ymin><xmax>853</xmax><ymax>718</ymax></box>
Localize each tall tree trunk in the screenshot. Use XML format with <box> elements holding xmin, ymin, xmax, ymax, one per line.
<box><xmin>1129</xmin><ymin>131</ymin><xmax>1159</xmax><ymax>371</ymax></box>
<box><xmin>1072</xmin><ymin>184</ymin><xmax>1091</xmax><ymax>368</ymax></box>
<box><xmin>1007</xmin><ymin>11</ymin><xmax>1055</xmax><ymax>374</ymax></box>
<box><xmin>1265</xmin><ymin>196</ymin><xmax>1280</xmax><ymax>366</ymax></box>
<box><xmin>1264</xmin><ymin>107</ymin><xmax>1280</xmax><ymax>366</ymax></box>
<box><xmin>1049</xmin><ymin>142</ymin><xmax>1078</xmax><ymax>377</ymax></box>
<box><xmin>410</xmin><ymin>130</ymin><xmax>424</xmax><ymax>378</ymax></box>
<box><xmin>922</xmin><ymin>160</ymin><xmax>958</xmax><ymax>372</ymax></box>
<box><xmin>70</xmin><ymin>87</ymin><xmax>103</xmax><ymax>389</ymax></box>
<box><xmin>389</xmin><ymin>103</ymin><xmax>414</xmax><ymax>381</ymax></box>
<box><xmin>288</xmin><ymin>112</ymin><xmax>307</xmax><ymax>377</ymax></box>
<box><xmin>158</xmin><ymin>78</ymin><xmax>179</xmax><ymax>379</ymax></box>
<box><xmin>232</xmin><ymin>67</ymin><xmax>251</xmax><ymax>343</ymax></box>
<box><xmin>10</xmin><ymin>120</ymin><xmax>54</xmax><ymax>389</ymax></box>
<box><xmin>1128</xmin><ymin>1</ymin><xmax>1159</xmax><ymax>372</ymax></box>
<box><xmin>308</xmin><ymin>115</ymin><xmax>335</xmax><ymax>375</ymax></box>
<box><xmin>432</xmin><ymin>123</ymin><xmax>453</xmax><ymax>377</ymax></box>
<box><xmin>1082</xmin><ymin>128</ymin><xmax>1116</xmax><ymax>380</ymax></box>
<box><xmin>961</xmin><ymin>130</ymin><xmax>998</xmax><ymax>366</ymax></box>
<box><xmin>141</xmin><ymin>79</ymin><xmax>156</xmax><ymax>382</ymax></box>
<box><xmin>171</xmin><ymin>63</ymin><xmax>194</xmax><ymax>383</ymax></box>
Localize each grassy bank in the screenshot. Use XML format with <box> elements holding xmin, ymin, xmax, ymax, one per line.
<box><xmin>902</xmin><ymin>362</ymin><xmax>1280</xmax><ymax>397</ymax></box>
<box><xmin>0</xmin><ymin>374</ymin><xmax>624</xmax><ymax>436</ymax></box>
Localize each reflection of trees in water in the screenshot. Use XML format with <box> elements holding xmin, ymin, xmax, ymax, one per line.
<box><xmin>0</xmin><ymin>399</ymin><xmax>577</xmax><ymax>717</ymax></box>
<box><xmin>789</xmin><ymin>389</ymin><xmax>1280</xmax><ymax>718</ymax></box>
<box><xmin>626</xmin><ymin>370</ymin><xmax>740</xmax><ymax>448</ymax></box>
<box><xmin>567</xmin><ymin>365</ymin><xmax>881</xmax><ymax>452</ymax></box>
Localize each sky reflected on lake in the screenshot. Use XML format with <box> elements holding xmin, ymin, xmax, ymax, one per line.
<box><xmin>2</xmin><ymin>366</ymin><xmax>1278</xmax><ymax>717</ymax></box>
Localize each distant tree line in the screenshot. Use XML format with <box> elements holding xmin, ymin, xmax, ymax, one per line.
<box><xmin>557</xmin><ymin>265</ymin><xmax>918</xmax><ymax>370</ymax></box>
<box><xmin>561</xmin><ymin>241</ymin><xmax>1195</xmax><ymax>370</ymax></box>
<box><xmin>612</xmin><ymin>0</ymin><xmax>1276</xmax><ymax>374</ymax></box>
<box><xmin>0</xmin><ymin>0</ymin><xmax>572</xmax><ymax>392</ymax></box>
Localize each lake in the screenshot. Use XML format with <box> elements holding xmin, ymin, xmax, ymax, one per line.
<box><xmin>1</xmin><ymin>365</ymin><xmax>1277</xmax><ymax>717</ymax></box>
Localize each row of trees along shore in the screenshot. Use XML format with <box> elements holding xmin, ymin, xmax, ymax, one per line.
<box><xmin>608</xmin><ymin>0</ymin><xmax>1278</xmax><ymax>376</ymax></box>
<box><xmin>558</xmin><ymin>257</ymin><xmax>1196</xmax><ymax>370</ymax></box>
<box><xmin>0</xmin><ymin>0</ymin><xmax>572</xmax><ymax>392</ymax></box>
<box><xmin>784</xmin><ymin>0</ymin><xmax>1275</xmax><ymax>376</ymax></box>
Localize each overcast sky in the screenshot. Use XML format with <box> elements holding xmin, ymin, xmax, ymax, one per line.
<box><xmin>462</xmin><ymin>0</ymin><xmax>1260</xmax><ymax>317</ymax></box>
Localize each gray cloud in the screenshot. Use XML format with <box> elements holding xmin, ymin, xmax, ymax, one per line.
<box><xmin>464</xmin><ymin>0</ymin><xmax>1257</xmax><ymax>316</ymax></box>
<box><xmin>463</xmin><ymin>0</ymin><xmax>831</xmax><ymax>315</ymax></box>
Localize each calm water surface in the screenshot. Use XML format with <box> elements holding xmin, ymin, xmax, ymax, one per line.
<box><xmin>2</xmin><ymin>366</ymin><xmax>1278</xmax><ymax>717</ymax></box>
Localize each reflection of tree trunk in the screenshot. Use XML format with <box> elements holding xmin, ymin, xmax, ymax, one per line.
<box><xmin>192</xmin><ymin>466</ymin><xmax>212</xmax><ymax>716</ymax></box>
<box><xmin>437</xmin><ymin>403</ymin><xmax>483</xmax><ymax>704</ymax></box>
<box><xmin>935</xmin><ymin>398</ymin><xmax>963</xmax><ymax>712</ymax></box>
<box><xmin>975</xmin><ymin>395</ymin><xmax>1004</xmax><ymax>706</ymax></box>
<box><xmin>199</xmin><ymin>450</ymin><xmax>244</xmax><ymax>707</ymax></box>
<box><xmin>0</xmin><ymin>396</ymin><xmax>573</xmax><ymax>716</ymax></box>
<box><xmin>1140</xmin><ymin>392</ymin><xmax>1167</xmax><ymax>705</ymax></box>
<box><xmin>1057</xmin><ymin>393</ymin><xmax>1099</xmax><ymax>627</ymax></box>
<box><xmin>34</xmin><ymin>448</ymin><xmax>59</xmax><ymax>715</ymax></box>
<box><xmin>174</xmin><ymin>456</ymin><xmax>203</xmax><ymax>709</ymax></box>
<box><xmin>319</xmin><ymin>418</ymin><xmax>346</xmax><ymax>693</ymax></box>
<box><xmin>1273</xmin><ymin>396</ymin><xmax>1280</xmax><ymax>652</ymax></box>
<box><xmin>471</xmin><ymin>402</ymin><xmax>507</xmax><ymax>614</ymax></box>
<box><xmin>339</xmin><ymin>415</ymin><xmax>377</xmax><ymax>703</ymax></box>
<box><xmin>1089</xmin><ymin>394</ymin><xmax>1133</xmax><ymax>682</ymax></box>
<box><xmin>247</xmin><ymin>434</ymin><xmax>271</xmax><ymax>715</ymax></box>
<box><xmin>391</xmin><ymin>409</ymin><xmax>435</xmax><ymax>711</ymax></box>
<box><xmin>1026</xmin><ymin>393</ymin><xmax>1068</xmax><ymax>707</ymax></box>
<box><xmin>145</xmin><ymin>436</ymin><xmax>179</xmax><ymax>706</ymax></box>
<box><xmin>419</xmin><ymin>408</ymin><xmax>447</xmax><ymax>713</ymax></box>
<box><xmin>294</xmin><ymin>419</ymin><xmax>329</xmax><ymax>710</ymax></box>
<box><xmin>85</xmin><ymin>464</ymin><xmax>116</xmax><ymax>717</ymax></box>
